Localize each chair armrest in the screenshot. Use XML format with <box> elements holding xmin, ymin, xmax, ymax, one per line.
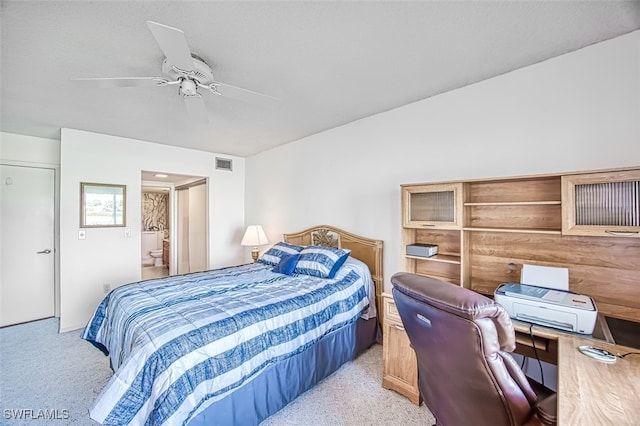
<box><xmin>536</xmin><ymin>393</ymin><xmax>557</xmax><ymax>425</ymax></box>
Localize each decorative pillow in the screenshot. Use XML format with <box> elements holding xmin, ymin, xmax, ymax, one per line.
<box><xmin>258</xmin><ymin>242</ymin><xmax>303</xmax><ymax>266</ymax></box>
<box><xmin>272</xmin><ymin>253</ymin><xmax>301</xmax><ymax>275</ymax></box>
<box><xmin>294</xmin><ymin>246</ymin><xmax>351</xmax><ymax>279</ymax></box>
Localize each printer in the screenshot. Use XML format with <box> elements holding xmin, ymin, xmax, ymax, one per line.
<box><xmin>494</xmin><ymin>282</ymin><xmax>598</xmax><ymax>334</ymax></box>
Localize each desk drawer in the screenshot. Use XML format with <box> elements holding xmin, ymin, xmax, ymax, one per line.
<box><xmin>515</xmin><ymin>333</ymin><xmax>549</xmax><ymax>351</ymax></box>
<box><xmin>384</xmin><ymin>297</ymin><xmax>402</xmax><ymax>324</ymax></box>
<box><xmin>514</xmin><ymin>331</ymin><xmax>558</xmax><ymax>365</ymax></box>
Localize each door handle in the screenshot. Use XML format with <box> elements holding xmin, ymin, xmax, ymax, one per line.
<box><xmin>37</xmin><ymin>249</ymin><xmax>52</xmax><ymax>254</ymax></box>
<box><xmin>605</xmin><ymin>230</ymin><xmax>639</xmax><ymax>236</ymax></box>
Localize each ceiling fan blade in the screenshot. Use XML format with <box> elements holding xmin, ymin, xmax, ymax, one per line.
<box><xmin>147</xmin><ymin>21</ymin><xmax>194</xmax><ymax>72</ymax></box>
<box><xmin>211</xmin><ymin>81</ymin><xmax>280</xmax><ymax>104</ymax></box>
<box><xmin>73</xmin><ymin>77</ymin><xmax>167</xmax><ymax>88</ymax></box>
<box><xmin>183</xmin><ymin>94</ymin><xmax>209</xmax><ymax>125</ymax></box>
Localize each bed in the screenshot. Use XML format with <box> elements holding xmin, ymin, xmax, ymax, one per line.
<box><xmin>81</xmin><ymin>225</ymin><xmax>383</xmax><ymax>426</ymax></box>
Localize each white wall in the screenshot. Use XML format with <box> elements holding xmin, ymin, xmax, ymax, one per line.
<box><xmin>0</xmin><ymin>133</ymin><xmax>61</xmax><ymax>165</ymax></box>
<box><xmin>59</xmin><ymin>129</ymin><xmax>245</xmax><ymax>331</ymax></box>
<box><xmin>0</xmin><ymin>132</ymin><xmax>62</xmax><ymax>316</ymax></box>
<box><xmin>245</xmin><ymin>31</ymin><xmax>640</xmax><ymax>293</ymax></box>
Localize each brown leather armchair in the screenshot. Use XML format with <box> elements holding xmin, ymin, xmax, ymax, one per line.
<box><xmin>391</xmin><ymin>272</ymin><xmax>557</xmax><ymax>426</ymax></box>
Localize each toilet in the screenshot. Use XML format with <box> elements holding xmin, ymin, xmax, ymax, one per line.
<box><xmin>149</xmin><ymin>249</ymin><xmax>163</xmax><ymax>266</ymax></box>
<box><xmin>142</xmin><ymin>231</ymin><xmax>164</xmax><ymax>267</ymax></box>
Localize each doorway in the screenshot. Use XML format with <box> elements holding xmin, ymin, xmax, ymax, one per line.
<box><xmin>141</xmin><ymin>171</ymin><xmax>207</xmax><ymax>280</ymax></box>
<box><xmin>1</xmin><ymin>164</ymin><xmax>55</xmax><ymax>327</ymax></box>
<box><xmin>141</xmin><ymin>183</ymin><xmax>172</xmax><ymax>280</ymax></box>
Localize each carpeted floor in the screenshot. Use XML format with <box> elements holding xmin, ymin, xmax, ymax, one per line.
<box><xmin>0</xmin><ymin>318</ymin><xmax>434</xmax><ymax>425</ymax></box>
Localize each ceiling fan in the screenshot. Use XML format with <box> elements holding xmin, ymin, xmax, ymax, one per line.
<box><xmin>75</xmin><ymin>21</ymin><xmax>277</xmax><ymax>124</ymax></box>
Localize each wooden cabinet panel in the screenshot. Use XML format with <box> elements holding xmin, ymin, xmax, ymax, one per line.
<box><xmin>414</xmin><ymin>229</ymin><xmax>461</xmax><ymax>255</ymax></box>
<box><xmin>382</xmin><ymin>295</ymin><xmax>420</xmax><ymax>405</ymax></box>
<box><xmin>402</xmin><ymin>183</ymin><xmax>463</xmax><ymax>229</ymax></box>
<box><xmin>469</xmin><ymin>232</ymin><xmax>640</xmax><ymax>270</ymax></box>
<box><xmin>468</xmin><ymin>231</ymin><xmax>640</xmax><ymax>321</ymax></box>
<box><xmin>562</xmin><ymin>170</ymin><xmax>640</xmax><ymax>238</ymax></box>
<box><xmin>415</xmin><ymin>260</ymin><xmax>461</xmax><ymax>284</ymax></box>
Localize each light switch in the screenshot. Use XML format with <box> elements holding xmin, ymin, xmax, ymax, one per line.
<box><xmin>78</xmin><ymin>230</ymin><xmax>86</xmax><ymax>240</ymax></box>
<box><xmin>124</xmin><ymin>228</ymin><xmax>132</xmax><ymax>238</ymax></box>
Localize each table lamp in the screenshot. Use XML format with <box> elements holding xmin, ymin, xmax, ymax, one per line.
<box><xmin>241</xmin><ymin>225</ymin><xmax>269</xmax><ymax>262</ymax></box>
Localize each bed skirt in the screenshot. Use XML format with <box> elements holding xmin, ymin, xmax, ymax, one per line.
<box><xmin>188</xmin><ymin>316</ymin><xmax>378</xmax><ymax>426</ymax></box>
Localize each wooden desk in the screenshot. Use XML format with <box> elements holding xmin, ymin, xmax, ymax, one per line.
<box><xmin>381</xmin><ymin>294</ymin><xmax>640</xmax><ymax>423</ymax></box>
<box><xmin>558</xmin><ymin>335</ymin><xmax>640</xmax><ymax>425</ymax></box>
<box><xmin>513</xmin><ymin>321</ymin><xmax>640</xmax><ymax>425</ymax></box>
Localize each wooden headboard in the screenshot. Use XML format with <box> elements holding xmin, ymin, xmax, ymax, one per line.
<box><xmin>284</xmin><ymin>225</ymin><xmax>384</xmax><ymax>327</ymax></box>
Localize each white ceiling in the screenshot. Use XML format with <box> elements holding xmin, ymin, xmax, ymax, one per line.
<box><xmin>2</xmin><ymin>1</ymin><xmax>639</xmax><ymax>157</ymax></box>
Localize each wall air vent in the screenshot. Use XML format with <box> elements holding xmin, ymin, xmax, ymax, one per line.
<box><xmin>215</xmin><ymin>157</ymin><xmax>233</xmax><ymax>171</ymax></box>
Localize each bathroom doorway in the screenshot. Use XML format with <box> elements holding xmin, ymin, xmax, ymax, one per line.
<box><xmin>141</xmin><ymin>171</ymin><xmax>207</xmax><ymax>280</ymax></box>
<box><xmin>141</xmin><ymin>182</ymin><xmax>171</xmax><ymax>280</ymax></box>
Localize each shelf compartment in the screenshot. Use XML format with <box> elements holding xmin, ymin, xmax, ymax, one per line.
<box><xmin>466</xmin><ymin>177</ymin><xmax>561</xmax><ymax>204</ymax></box>
<box><xmin>465</xmin><ymin>204</ymin><xmax>561</xmax><ymax>231</ymax></box>
<box><xmin>413</xmin><ymin>228</ymin><xmax>460</xmax><ymax>254</ymax></box>
<box><xmin>414</xmin><ymin>260</ymin><xmax>460</xmax><ymax>285</ymax></box>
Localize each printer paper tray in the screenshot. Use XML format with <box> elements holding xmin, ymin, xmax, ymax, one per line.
<box><xmin>513</xmin><ymin>302</ymin><xmax>577</xmax><ymax>333</ymax></box>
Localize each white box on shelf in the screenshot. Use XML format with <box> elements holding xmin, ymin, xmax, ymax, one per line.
<box><xmin>406</xmin><ymin>244</ymin><xmax>438</xmax><ymax>258</ymax></box>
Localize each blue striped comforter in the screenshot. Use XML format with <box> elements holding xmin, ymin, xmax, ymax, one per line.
<box><xmin>81</xmin><ymin>261</ymin><xmax>370</xmax><ymax>426</ymax></box>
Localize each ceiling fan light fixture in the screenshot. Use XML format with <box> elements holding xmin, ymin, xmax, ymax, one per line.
<box><xmin>179</xmin><ymin>78</ymin><xmax>198</xmax><ymax>96</ymax></box>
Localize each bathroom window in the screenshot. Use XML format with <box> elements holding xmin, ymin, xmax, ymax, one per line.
<box><xmin>81</xmin><ymin>183</ymin><xmax>126</xmax><ymax>227</ymax></box>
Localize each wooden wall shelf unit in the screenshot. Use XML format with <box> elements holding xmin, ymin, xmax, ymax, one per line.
<box><xmin>400</xmin><ymin>167</ymin><xmax>640</xmax><ymax>323</ymax></box>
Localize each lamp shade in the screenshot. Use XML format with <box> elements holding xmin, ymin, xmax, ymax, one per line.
<box><xmin>241</xmin><ymin>225</ymin><xmax>269</xmax><ymax>247</ymax></box>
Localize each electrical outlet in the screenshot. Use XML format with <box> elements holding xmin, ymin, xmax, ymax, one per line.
<box><xmin>103</xmin><ymin>283</ymin><xmax>111</xmax><ymax>294</ymax></box>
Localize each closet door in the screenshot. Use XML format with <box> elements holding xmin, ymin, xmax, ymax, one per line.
<box><xmin>1</xmin><ymin>165</ymin><xmax>55</xmax><ymax>326</ymax></box>
<box><xmin>187</xmin><ymin>184</ymin><xmax>207</xmax><ymax>272</ymax></box>
<box><xmin>176</xmin><ymin>188</ymin><xmax>190</xmax><ymax>274</ymax></box>
<box><xmin>176</xmin><ymin>182</ymin><xmax>207</xmax><ymax>274</ymax></box>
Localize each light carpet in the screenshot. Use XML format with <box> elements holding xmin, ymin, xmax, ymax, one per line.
<box><xmin>0</xmin><ymin>318</ymin><xmax>434</xmax><ymax>425</ymax></box>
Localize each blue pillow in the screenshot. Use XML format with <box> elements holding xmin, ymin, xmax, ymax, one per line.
<box><xmin>272</xmin><ymin>253</ymin><xmax>301</xmax><ymax>275</ymax></box>
<box><xmin>294</xmin><ymin>246</ymin><xmax>351</xmax><ymax>279</ymax></box>
<box><xmin>257</xmin><ymin>242</ymin><xmax>303</xmax><ymax>266</ymax></box>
